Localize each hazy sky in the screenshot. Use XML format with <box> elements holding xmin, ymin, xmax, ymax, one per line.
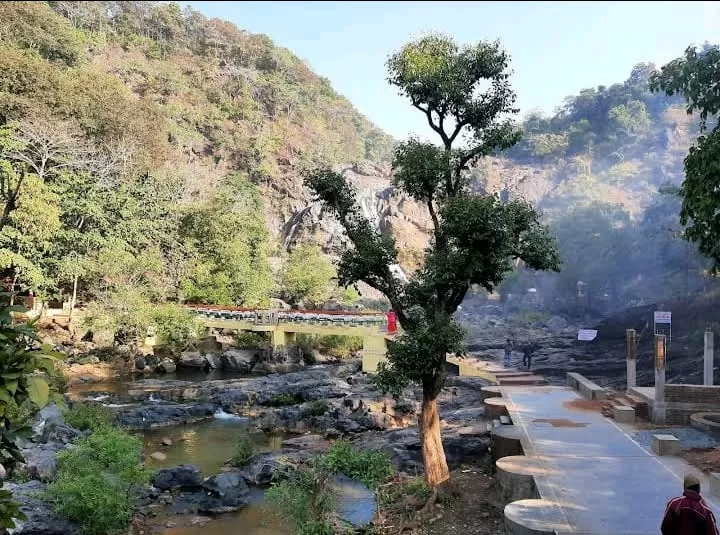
<box><xmin>185</xmin><ymin>1</ymin><xmax>720</xmax><ymax>139</ymax></box>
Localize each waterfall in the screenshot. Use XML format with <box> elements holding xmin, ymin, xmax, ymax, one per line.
<box><xmin>356</xmin><ymin>187</ymin><xmax>408</xmax><ymax>283</ymax></box>
<box><xmin>283</xmin><ymin>206</ymin><xmax>312</xmax><ymax>249</ymax></box>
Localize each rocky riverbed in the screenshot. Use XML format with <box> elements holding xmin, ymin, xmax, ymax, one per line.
<box><xmin>7</xmin><ymin>358</ymin><xmax>492</xmax><ymax>535</ymax></box>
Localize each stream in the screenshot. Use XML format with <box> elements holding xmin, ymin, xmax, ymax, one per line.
<box><xmin>69</xmin><ymin>370</ymin><xmax>376</xmax><ymax>535</ymax></box>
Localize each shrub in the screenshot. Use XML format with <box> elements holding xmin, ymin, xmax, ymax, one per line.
<box><xmin>319</xmin><ymin>440</ymin><xmax>394</xmax><ymax>490</ymax></box>
<box><xmin>46</xmin><ymin>427</ymin><xmax>148</xmax><ymax>535</ymax></box>
<box><xmin>265</xmin><ymin>462</ymin><xmax>337</xmax><ymax>535</ymax></box>
<box><xmin>150</xmin><ymin>304</ymin><xmax>202</xmax><ymax>352</ymax></box>
<box><xmin>302</xmin><ymin>400</ymin><xmax>330</xmax><ymax>418</ymax></box>
<box><xmin>296</xmin><ymin>334</ymin><xmax>362</xmax><ymax>359</ymax></box>
<box><xmin>62</xmin><ymin>402</ymin><xmax>113</xmax><ymax>432</ymax></box>
<box><xmin>268</xmin><ymin>392</ymin><xmax>302</xmax><ymax>407</ymax></box>
<box><xmin>235</xmin><ymin>331</ymin><xmax>270</xmax><ymax>350</ymax></box>
<box><xmin>228</xmin><ymin>434</ymin><xmax>255</xmax><ymax>467</ymax></box>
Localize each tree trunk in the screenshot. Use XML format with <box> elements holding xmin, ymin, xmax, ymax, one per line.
<box><xmin>419</xmin><ymin>389</ymin><xmax>450</xmax><ymax>487</ymax></box>
<box><xmin>8</xmin><ymin>272</ymin><xmax>18</xmax><ymax>306</ymax></box>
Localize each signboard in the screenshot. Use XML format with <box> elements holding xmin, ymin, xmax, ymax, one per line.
<box><xmin>577</xmin><ymin>329</ymin><xmax>598</xmax><ymax>341</ymax></box>
<box><xmin>654</xmin><ymin>311</ymin><xmax>672</xmax><ymax>324</ymax></box>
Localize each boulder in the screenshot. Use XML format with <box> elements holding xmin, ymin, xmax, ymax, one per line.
<box><xmin>31</xmin><ymin>403</ymin><xmax>63</xmax><ymax>438</ymax></box>
<box><xmin>221</xmin><ymin>349</ymin><xmax>258</xmax><ymax>373</ymax></box>
<box><xmin>118</xmin><ymin>402</ymin><xmax>215</xmax><ymax>429</ymax></box>
<box><xmin>6</xmin><ymin>481</ymin><xmax>81</xmax><ymax>534</ymax></box>
<box><xmin>205</xmin><ymin>354</ymin><xmax>223</xmax><ymax>369</ymax></box>
<box><xmin>198</xmin><ymin>336</ymin><xmax>223</xmax><ymax>354</ymax></box>
<box><xmin>178</xmin><ymin>351</ymin><xmax>207</xmax><ymax>368</ymax></box>
<box><xmin>20</xmin><ymin>443</ymin><xmax>63</xmax><ymax>481</ymax></box>
<box><xmin>240</xmin><ymin>450</ymin><xmax>312</xmax><ymax>486</ymax></box>
<box><xmin>161</xmin><ymin>437</ymin><xmax>173</xmax><ymax>446</ymax></box>
<box><xmin>151</xmin><ymin>465</ymin><xmax>203</xmax><ymax>490</ymax></box>
<box><xmin>157</xmin><ymin>359</ymin><xmax>177</xmax><ymax>374</ymax></box>
<box><xmin>150</xmin><ymin>451</ymin><xmax>167</xmax><ymax>461</ymax></box>
<box><xmin>134</xmin><ymin>356</ymin><xmax>146</xmax><ymax>371</ymax></box>
<box><xmin>545</xmin><ymin>315</ymin><xmax>568</xmax><ymax>333</ymax></box>
<box><xmin>173</xmin><ymin>471</ymin><xmax>249</xmax><ymax>514</ymax></box>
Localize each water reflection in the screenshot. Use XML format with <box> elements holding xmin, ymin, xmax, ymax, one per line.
<box><xmin>142</xmin><ymin>420</ymin><xmax>286</xmax><ymax>476</ymax></box>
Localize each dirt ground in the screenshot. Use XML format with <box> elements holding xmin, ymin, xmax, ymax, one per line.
<box><xmin>377</xmin><ymin>461</ymin><xmax>505</xmax><ymax>535</ymax></box>
<box><xmin>681</xmin><ymin>448</ymin><xmax>720</xmax><ymax>474</ymax></box>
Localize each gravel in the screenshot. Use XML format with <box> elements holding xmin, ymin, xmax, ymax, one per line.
<box><xmin>632</xmin><ymin>427</ymin><xmax>719</xmax><ymax>451</ymax></box>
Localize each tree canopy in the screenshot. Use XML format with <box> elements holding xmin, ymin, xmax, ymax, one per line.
<box><xmin>650</xmin><ymin>44</ymin><xmax>720</xmax><ymax>267</ymax></box>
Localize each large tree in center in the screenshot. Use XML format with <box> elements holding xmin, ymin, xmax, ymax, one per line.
<box><xmin>305</xmin><ymin>35</ymin><xmax>560</xmax><ymax>488</ymax></box>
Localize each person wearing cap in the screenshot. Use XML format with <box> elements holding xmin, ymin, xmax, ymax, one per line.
<box><xmin>661</xmin><ymin>474</ymin><xmax>719</xmax><ymax>535</ymax></box>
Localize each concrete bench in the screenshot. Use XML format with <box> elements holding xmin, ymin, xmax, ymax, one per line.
<box><xmin>652</xmin><ymin>434</ymin><xmax>681</xmax><ymax>456</ymax></box>
<box><xmin>566</xmin><ymin>372</ymin><xmax>607</xmax><ymax>400</ymax></box>
<box><xmin>612</xmin><ymin>405</ymin><xmax>635</xmax><ymax>424</ymax></box>
<box><xmin>500</xmin><ymin>415</ymin><xmax>511</xmax><ymax>425</ymax></box>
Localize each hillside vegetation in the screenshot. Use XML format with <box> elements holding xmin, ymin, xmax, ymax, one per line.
<box><xmin>0</xmin><ymin>1</ymin><xmax>393</xmax><ymax>339</ymax></box>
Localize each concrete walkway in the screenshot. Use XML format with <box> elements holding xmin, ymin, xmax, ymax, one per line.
<box><xmin>501</xmin><ymin>386</ymin><xmax>720</xmax><ymax>534</ymax></box>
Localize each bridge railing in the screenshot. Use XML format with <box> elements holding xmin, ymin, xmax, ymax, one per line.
<box><xmin>187</xmin><ymin>305</ymin><xmax>388</xmax><ymax>330</ymax></box>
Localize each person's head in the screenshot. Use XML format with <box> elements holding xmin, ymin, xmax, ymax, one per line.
<box><xmin>684</xmin><ymin>474</ymin><xmax>701</xmax><ymax>493</ymax></box>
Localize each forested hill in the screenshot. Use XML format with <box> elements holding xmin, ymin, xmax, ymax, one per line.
<box><xmin>0</xmin><ymin>1</ymin><xmax>397</xmax><ymax>312</ymax></box>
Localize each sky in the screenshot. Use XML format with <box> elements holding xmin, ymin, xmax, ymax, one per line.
<box><xmin>185</xmin><ymin>1</ymin><xmax>720</xmax><ymax>139</ymax></box>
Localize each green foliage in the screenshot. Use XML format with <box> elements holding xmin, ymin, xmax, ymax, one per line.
<box><xmin>235</xmin><ymin>331</ymin><xmax>270</xmax><ymax>350</ymax></box>
<box><xmin>179</xmin><ymin>175</ymin><xmax>273</xmax><ymax>307</ymax></box>
<box><xmin>297</xmin><ymin>334</ymin><xmax>363</xmax><ymax>359</ymax></box>
<box><xmin>150</xmin><ymin>303</ymin><xmax>201</xmax><ymax>352</ymax></box>
<box><xmin>46</xmin><ymin>426</ymin><xmax>149</xmax><ymax>535</ymax></box>
<box><xmin>265</xmin><ymin>462</ymin><xmax>337</xmax><ymax>535</ymax></box>
<box><xmin>307</xmin><ymin>35</ymin><xmax>560</xmax><ymax>487</ymax></box>
<box><xmin>268</xmin><ymin>392</ymin><xmax>303</xmax><ymax>407</ymax></box>
<box><xmin>280</xmin><ymin>245</ymin><xmax>337</xmax><ymax>307</ymax></box>
<box><xmin>377</xmin><ymin>475</ymin><xmax>430</xmax><ymax>506</ymax></box>
<box><xmin>228</xmin><ymin>434</ymin><xmax>255</xmax><ymax>467</ymax></box>
<box><xmin>62</xmin><ymin>402</ymin><xmax>113</xmax><ymax>432</ymax></box>
<box><xmin>319</xmin><ymin>440</ymin><xmax>394</xmax><ymax>490</ymax></box>
<box><xmin>302</xmin><ymin>400</ymin><xmax>330</xmax><ymax>418</ymax></box>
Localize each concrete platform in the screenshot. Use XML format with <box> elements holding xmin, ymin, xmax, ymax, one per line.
<box><xmin>484</xmin><ymin>397</ymin><xmax>510</xmax><ymax>418</ymax></box>
<box><xmin>498</xmin><ymin>375</ymin><xmax>545</xmax><ymax>386</ymax></box>
<box><xmin>501</xmin><ymin>386</ymin><xmax>720</xmax><ymax>534</ymax></box>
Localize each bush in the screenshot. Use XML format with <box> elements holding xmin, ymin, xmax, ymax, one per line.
<box><xmin>265</xmin><ymin>462</ymin><xmax>337</xmax><ymax>535</ymax></box>
<box><xmin>228</xmin><ymin>434</ymin><xmax>255</xmax><ymax>467</ymax></box>
<box><xmin>302</xmin><ymin>400</ymin><xmax>330</xmax><ymax>418</ymax></box>
<box><xmin>296</xmin><ymin>334</ymin><xmax>362</xmax><ymax>359</ymax></box>
<box><xmin>319</xmin><ymin>440</ymin><xmax>394</xmax><ymax>490</ymax></box>
<box><xmin>150</xmin><ymin>304</ymin><xmax>202</xmax><ymax>352</ymax></box>
<box><xmin>268</xmin><ymin>392</ymin><xmax>302</xmax><ymax>407</ymax></box>
<box><xmin>235</xmin><ymin>331</ymin><xmax>270</xmax><ymax>350</ymax></box>
<box><xmin>62</xmin><ymin>402</ymin><xmax>113</xmax><ymax>432</ymax></box>
<box><xmin>46</xmin><ymin>427</ymin><xmax>148</xmax><ymax>535</ymax></box>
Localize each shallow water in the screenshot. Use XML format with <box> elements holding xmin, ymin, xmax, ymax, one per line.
<box><xmin>162</xmin><ymin>488</ymin><xmax>290</xmax><ymax>535</ymax></box>
<box><xmin>142</xmin><ymin>419</ymin><xmax>286</xmax><ymax>476</ymax></box>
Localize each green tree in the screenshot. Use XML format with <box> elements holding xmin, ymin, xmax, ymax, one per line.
<box><xmin>304</xmin><ymin>35</ymin><xmax>560</xmax><ymax>489</ymax></box>
<box><xmin>650</xmin><ymin>44</ymin><xmax>720</xmax><ymax>266</ymax></box>
<box><xmin>280</xmin><ymin>244</ymin><xmax>336</xmax><ymax>307</ymax></box>
<box><xmin>0</xmin><ymin>297</ymin><xmax>62</xmax><ymax>529</ymax></box>
<box><xmin>179</xmin><ymin>174</ymin><xmax>272</xmax><ymax>306</ymax></box>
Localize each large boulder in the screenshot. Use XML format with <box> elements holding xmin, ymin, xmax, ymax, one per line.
<box><xmin>118</xmin><ymin>403</ymin><xmax>215</xmax><ymax>429</ymax></box>
<box><xmin>178</xmin><ymin>351</ymin><xmax>207</xmax><ymax>368</ymax></box>
<box><xmin>173</xmin><ymin>471</ymin><xmax>250</xmax><ymax>514</ymax></box>
<box><xmin>197</xmin><ymin>336</ymin><xmax>223</xmax><ymax>354</ymax></box>
<box><xmin>545</xmin><ymin>315</ymin><xmax>568</xmax><ymax>333</ymax></box>
<box><xmin>6</xmin><ymin>481</ymin><xmax>81</xmax><ymax>535</ymax></box>
<box><xmin>20</xmin><ymin>443</ymin><xmax>64</xmax><ymax>481</ymax></box>
<box><xmin>157</xmin><ymin>359</ymin><xmax>177</xmax><ymax>374</ymax></box>
<box><xmin>152</xmin><ymin>465</ymin><xmax>203</xmax><ymax>491</ymax></box>
<box><xmin>31</xmin><ymin>404</ymin><xmax>63</xmax><ymax>438</ymax></box>
<box><xmin>221</xmin><ymin>349</ymin><xmax>259</xmax><ymax>373</ymax></box>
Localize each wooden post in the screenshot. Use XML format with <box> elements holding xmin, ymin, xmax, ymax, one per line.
<box><xmin>654</xmin><ymin>334</ymin><xmax>667</xmax><ymax>424</ymax></box>
<box><xmin>626</xmin><ymin>329</ymin><xmax>637</xmax><ymax>390</ymax></box>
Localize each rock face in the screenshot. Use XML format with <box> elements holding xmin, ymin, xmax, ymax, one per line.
<box><xmin>118</xmin><ymin>403</ymin><xmax>215</xmax><ymax>429</ymax></box>
<box><xmin>152</xmin><ymin>465</ymin><xmax>204</xmax><ymax>491</ymax></box>
<box><xmin>7</xmin><ymin>481</ymin><xmax>81</xmax><ymax>535</ymax></box>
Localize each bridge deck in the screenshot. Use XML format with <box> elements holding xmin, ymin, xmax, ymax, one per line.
<box><xmin>502</xmin><ymin>385</ymin><xmax>720</xmax><ymax>534</ymax></box>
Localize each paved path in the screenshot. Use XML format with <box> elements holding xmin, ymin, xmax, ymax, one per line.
<box><xmin>502</xmin><ymin>386</ymin><xmax>720</xmax><ymax>534</ymax></box>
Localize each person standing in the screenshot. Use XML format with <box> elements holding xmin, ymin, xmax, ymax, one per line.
<box><xmin>661</xmin><ymin>474</ymin><xmax>719</xmax><ymax>535</ymax></box>
<box><xmin>503</xmin><ymin>338</ymin><xmax>512</xmax><ymax>368</ymax></box>
<box><xmin>522</xmin><ymin>343</ymin><xmax>535</xmax><ymax>370</ymax></box>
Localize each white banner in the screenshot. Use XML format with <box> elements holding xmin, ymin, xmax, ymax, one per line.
<box><xmin>654</xmin><ymin>311</ymin><xmax>672</xmax><ymax>324</ymax></box>
<box><xmin>578</xmin><ymin>329</ymin><xmax>598</xmax><ymax>341</ymax></box>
